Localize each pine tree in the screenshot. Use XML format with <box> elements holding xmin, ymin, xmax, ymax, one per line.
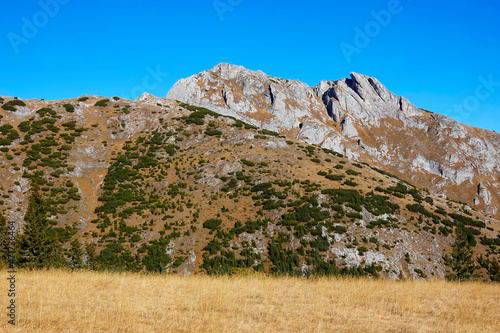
<box><xmin>85</xmin><ymin>243</ymin><xmax>96</xmax><ymax>270</ymax></box>
<box><xmin>17</xmin><ymin>188</ymin><xmax>65</xmax><ymax>269</ymax></box>
<box><xmin>68</xmin><ymin>238</ymin><xmax>85</xmax><ymax>270</ymax></box>
<box><xmin>142</xmin><ymin>241</ymin><xmax>170</xmax><ymax>273</ymax></box>
<box><xmin>0</xmin><ymin>211</ymin><xmax>10</xmax><ymax>268</ymax></box>
<box><xmin>444</xmin><ymin>227</ymin><xmax>478</xmax><ymax>281</ymax></box>
<box><xmin>478</xmin><ymin>255</ymin><xmax>500</xmax><ymax>282</ymax></box>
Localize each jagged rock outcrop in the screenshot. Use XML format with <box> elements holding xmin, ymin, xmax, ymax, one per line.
<box><xmin>167</xmin><ymin>63</ymin><xmax>500</xmax><ymax>218</ymax></box>
<box><xmin>167</xmin><ymin>63</ymin><xmax>329</xmax><ymax>137</ymax></box>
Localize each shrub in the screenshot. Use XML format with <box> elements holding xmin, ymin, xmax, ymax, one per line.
<box><xmin>251</xmin><ymin>182</ymin><xmax>272</xmax><ymax>192</ymax></box>
<box><xmin>36</xmin><ymin>108</ymin><xmax>56</xmax><ymax>117</ymax></box>
<box><xmin>1</xmin><ymin>104</ymin><xmax>16</xmax><ymax>111</ymax></box>
<box><xmin>358</xmin><ymin>247</ymin><xmax>368</xmax><ymax>255</ymax></box>
<box><xmin>182</xmin><ymin>104</ymin><xmax>220</xmax><ymax>125</ymax></box>
<box><xmin>406</xmin><ymin>204</ymin><xmax>434</xmax><ymax>217</ymax></box>
<box><xmin>78</xmin><ymin>97</ymin><xmax>89</xmax><ymax>102</ymax></box>
<box><xmin>414</xmin><ymin>268</ymin><xmax>427</xmax><ymax>278</ymax></box>
<box><xmin>240</xmin><ymin>159</ymin><xmax>255</xmax><ymax>167</ymax></box>
<box><xmin>62</xmin><ymin>121</ymin><xmax>76</xmax><ymax>130</ymax></box>
<box><xmin>325</xmin><ymin>174</ymin><xmax>344</xmax><ymax>181</ymax></box>
<box><xmin>332</xmin><ymin>225</ymin><xmax>347</xmax><ymax>234</ymax></box>
<box><xmin>1</xmin><ymin>99</ymin><xmax>26</xmax><ymax>111</ymax></box>
<box><xmin>259</xmin><ymin>129</ymin><xmax>280</xmax><ymax>137</ymax></box>
<box><xmin>205</xmin><ymin>129</ymin><xmax>222</xmax><ymax>136</ymax></box>
<box><xmin>346</xmin><ymin>169</ymin><xmax>360</xmax><ymax>176</ymax></box>
<box><xmin>203</xmin><ymin>219</ymin><xmax>222</xmax><ymax>230</ymax></box>
<box><xmin>346</xmin><ymin>212</ymin><xmax>362</xmax><ymax>219</ymax></box>
<box><xmin>95</xmin><ymin>99</ymin><xmax>109</xmax><ymax>107</ymax></box>
<box><xmin>449</xmin><ymin>213</ymin><xmax>485</xmax><ymax>228</ymax></box>
<box><xmin>18</xmin><ymin>121</ymin><xmax>30</xmax><ymax>132</ymax></box>
<box><xmin>63</xmin><ymin>104</ymin><xmax>75</xmax><ymax>112</ymax></box>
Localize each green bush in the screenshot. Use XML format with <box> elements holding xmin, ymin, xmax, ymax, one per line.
<box><xmin>343</xmin><ymin>180</ymin><xmax>358</xmax><ymax>187</ymax></box>
<box><xmin>240</xmin><ymin>159</ymin><xmax>255</xmax><ymax>167</ymax></box>
<box><xmin>63</xmin><ymin>104</ymin><xmax>75</xmax><ymax>112</ymax></box>
<box><xmin>95</xmin><ymin>99</ymin><xmax>109</xmax><ymax>107</ymax></box>
<box><xmin>36</xmin><ymin>108</ymin><xmax>56</xmax><ymax>117</ymax></box>
<box><xmin>346</xmin><ymin>212</ymin><xmax>362</xmax><ymax>219</ymax></box>
<box><xmin>205</xmin><ymin>129</ymin><xmax>222</xmax><ymax>136</ymax></box>
<box><xmin>203</xmin><ymin>218</ymin><xmax>222</xmax><ymax>230</ymax></box>
<box><xmin>358</xmin><ymin>247</ymin><xmax>368</xmax><ymax>255</ymax></box>
<box><xmin>346</xmin><ymin>169</ymin><xmax>360</xmax><ymax>176</ymax></box>
<box><xmin>259</xmin><ymin>129</ymin><xmax>280</xmax><ymax>137</ymax></box>
<box><xmin>325</xmin><ymin>174</ymin><xmax>344</xmax><ymax>181</ymax></box>
<box><xmin>406</xmin><ymin>204</ymin><xmax>435</xmax><ymax>218</ymax></box>
<box><xmin>182</xmin><ymin>104</ymin><xmax>220</xmax><ymax>125</ymax></box>
<box><xmin>449</xmin><ymin>213</ymin><xmax>485</xmax><ymax>228</ymax></box>
<box><xmin>62</xmin><ymin>121</ymin><xmax>76</xmax><ymax>130</ymax></box>
<box><xmin>1</xmin><ymin>99</ymin><xmax>26</xmax><ymax>111</ymax></box>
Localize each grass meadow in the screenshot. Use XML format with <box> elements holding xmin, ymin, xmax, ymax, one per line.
<box><xmin>1</xmin><ymin>269</ymin><xmax>499</xmax><ymax>332</ymax></box>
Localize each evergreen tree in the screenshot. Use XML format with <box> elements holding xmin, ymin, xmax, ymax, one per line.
<box><xmin>68</xmin><ymin>238</ymin><xmax>85</xmax><ymax>270</ymax></box>
<box><xmin>142</xmin><ymin>241</ymin><xmax>171</xmax><ymax>273</ymax></box>
<box><xmin>0</xmin><ymin>212</ymin><xmax>10</xmax><ymax>268</ymax></box>
<box><xmin>17</xmin><ymin>188</ymin><xmax>65</xmax><ymax>269</ymax></box>
<box><xmin>85</xmin><ymin>243</ymin><xmax>96</xmax><ymax>270</ymax></box>
<box><xmin>487</xmin><ymin>259</ymin><xmax>500</xmax><ymax>282</ymax></box>
<box><xmin>478</xmin><ymin>255</ymin><xmax>500</xmax><ymax>282</ymax></box>
<box><xmin>444</xmin><ymin>227</ymin><xmax>479</xmax><ymax>281</ymax></box>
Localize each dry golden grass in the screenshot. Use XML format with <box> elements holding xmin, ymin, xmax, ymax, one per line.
<box><xmin>1</xmin><ymin>269</ymin><xmax>499</xmax><ymax>333</ymax></box>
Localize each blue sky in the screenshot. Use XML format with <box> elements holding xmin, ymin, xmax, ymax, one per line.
<box><xmin>1</xmin><ymin>0</ymin><xmax>499</xmax><ymax>131</ymax></box>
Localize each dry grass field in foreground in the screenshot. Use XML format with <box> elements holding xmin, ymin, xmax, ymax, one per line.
<box><xmin>1</xmin><ymin>270</ymin><xmax>499</xmax><ymax>333</ymax></box>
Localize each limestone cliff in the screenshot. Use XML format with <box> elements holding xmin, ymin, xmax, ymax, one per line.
<box><xmin>168</xmin><ymin>63</ymin><xmax>500</xmax><ymax>218</ymax></box>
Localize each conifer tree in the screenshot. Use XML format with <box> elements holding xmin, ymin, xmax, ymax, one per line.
<box><xmin>85</xmin><ymin>243</ymin><xmax>96</xmax><ymax>270</ymax></box>
<box><xmin>478</xmin><ymin>255</ymin><xmax>500</xmax><ymax>282</ymax></box>
<box><xmin>17</xmin><ymin>187</ymin><xmax>65</xmax><ymax>269</ymax></box>
<box><xmin>444</xmin><ymin>227</ymin><xmax>479</xmax><ymax>281</ymax></box>
<box><xmin>0</xmin><ymin>211</ymin><xmax>10</xmax><ymax>268</ymax></box>
<box><xmin>68</xmin><ymin>238</ymin><xmax>85</xmax><ymax>270</ymax></box>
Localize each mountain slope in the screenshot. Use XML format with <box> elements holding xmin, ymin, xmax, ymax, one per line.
<box><xmin>0</xmin><ymin>95</ymin><xmax>498</xmax><ymax>279</ymax></box>
<box><xmin>167</xmin><ymin>64</ymin><xmax>500</xmax><ymax>219</ymax></box>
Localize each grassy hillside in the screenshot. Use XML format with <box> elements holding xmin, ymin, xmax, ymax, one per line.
<box><xmin>1</xmin><ymin>269</ymin><xmax>499</xmax><ymax>332</ymax></box>
<box><xmin>0</xmin><ymin>96</ymin><xmax>499</xmax><ymax>279</ymax></box>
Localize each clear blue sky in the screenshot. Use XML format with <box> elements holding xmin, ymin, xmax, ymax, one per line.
<box><xmin>1</xmin><ymin>0</ymin><xmax>499</xmax><ymax>131</ymax></box>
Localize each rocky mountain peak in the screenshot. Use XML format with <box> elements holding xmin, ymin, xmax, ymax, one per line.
<box><xmin>167</xmin><ymin>64</ymin><xmax>500</xmax><ymax>218</ymax></box>
<box><xmin>210</xmin><ymin>62</ymin><xmax>244</xmax><ymax>72</ymax></box>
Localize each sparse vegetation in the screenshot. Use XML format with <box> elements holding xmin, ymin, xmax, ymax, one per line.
<box><xmin>0</xmin><ymin>97</ymin><xmax>496</xmax><ymax>283</ymax></box>
<box><xmin>95</xmin><ymin>99</ymin><xmax>110</xmax><ymax>107</ymax></box>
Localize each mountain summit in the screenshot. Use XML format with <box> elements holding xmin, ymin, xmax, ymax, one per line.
<box><xmin>168</xmin><ymin>63</ymin><xmax>500</xmax><ymax>218</ymax></box>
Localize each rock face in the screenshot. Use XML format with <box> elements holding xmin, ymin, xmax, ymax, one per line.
<box><xmin>167</xmin><ymin>63</ymin><xmax>329</xmax><ymax>137</ymax></box>
<box><xmin>168</xmin><ymin>63</ymin><xmax>500</xmax><ymax>218</ymax></box>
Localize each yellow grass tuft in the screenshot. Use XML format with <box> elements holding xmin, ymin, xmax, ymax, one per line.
<box><xmin>1</xmin><ymin>270</ymin><xmax>499</xmax><ymax>332</ymax></box>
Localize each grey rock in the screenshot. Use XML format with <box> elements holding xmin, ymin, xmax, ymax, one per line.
<box><xmin>167</xmin><ymin>63</ymin><xmax>500</xmax><ymax>218</ymax></box>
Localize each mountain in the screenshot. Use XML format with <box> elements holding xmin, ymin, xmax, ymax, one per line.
<box><xmin>167</xmin><ymin>63</ymin><xmax>500</xmax><ymax>220</ymax></box>
<box><xmin>0</xmin><ymin>94</ymin><xmax>499</xmax><ymax>279</ymax></box>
